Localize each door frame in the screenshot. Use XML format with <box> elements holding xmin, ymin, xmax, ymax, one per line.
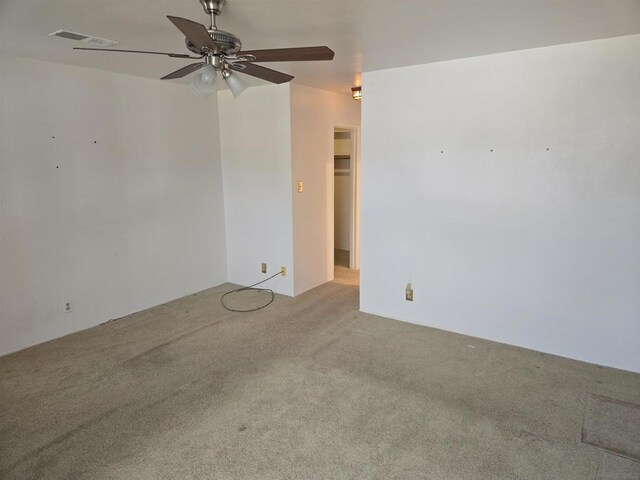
<box><xmin>332</xmin><ymin>124</ymin><xmax>360</xmax><ymax>270</ymax></box>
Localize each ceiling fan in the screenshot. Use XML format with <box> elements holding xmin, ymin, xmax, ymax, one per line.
<box><xmin>74</xmin><ymin>0</ymin><xmax>335</xmax><ymax>98</ymax></box>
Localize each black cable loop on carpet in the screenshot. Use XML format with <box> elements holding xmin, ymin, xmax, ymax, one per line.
<box><xmin>220</xmin><ymin>271</ymin><xmax>283</xmax><ymax>312</ymax></box>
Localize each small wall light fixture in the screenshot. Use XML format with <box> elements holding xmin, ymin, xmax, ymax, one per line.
<box><xmin>351</xmin><ymin>86</ymin><xmax>362</xmax><ymax>101</ymax></box>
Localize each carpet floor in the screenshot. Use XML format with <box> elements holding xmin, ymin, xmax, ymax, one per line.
<box><xmin>1</xmin><ymin>273</ymin><xmax>639</xmax><ymax>479</ymax></box>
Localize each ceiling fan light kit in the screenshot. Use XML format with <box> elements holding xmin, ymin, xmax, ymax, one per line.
<box><xmin>222</xmin><ymin>70</ymin><xmax>248</xmax><ymax>98</ymax></box>
<box><xmin>189</xmin><ymin>64</ymin><xmax>218</xmax><ymax>97</ymax></box>
<box><xmin>74</xmin><ymin>0</ymin><xmax>335</xmax><ymax>99</ymax></box>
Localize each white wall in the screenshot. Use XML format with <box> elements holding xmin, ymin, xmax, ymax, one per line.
<box><xmin>218</xmin><ymin>85</ymin><xmax>294</xmax><ymax>296</ymax></box>
<box><xmin>217</xmin><ymin>83</ymin><xmax>360</xmax><ymax>296</ymax></box>
<box><xmin>0</xmin><ymin>55</ymin><xmax>228</xmax><ymax>356</ymax></box>
<box><xmin>361</xmin><ymin>34</ymin><xmax>640</xmax><ymax>373</ymax></box>
<box><xmin>290</xmin><ymin>84</ymin><xmax>361</xmax><ymax>295</ymax></box>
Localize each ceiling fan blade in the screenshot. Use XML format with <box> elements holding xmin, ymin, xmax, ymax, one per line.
<box><xmin>238</xmin><ymin>46</ymin><xmax>335</xmax><ymax>62</ymax></box>
<box><xmin>167</xmin><ymin>16</ymin><xmax>216</xmax><ymax>53</ymax></box>
<box><xmin>74</xmin><ymin>47</ymin><xmax>199</xmax><ymax>59</ymax></box>
<box><xmin>231</xmin><ymin>63</ymin><xmax>294</xmax><ymax>84</ymax></box>
<box><xmin>161</xmin><ymin>62</ymin><xmax>205</xmax><ymax>80</ymax></box>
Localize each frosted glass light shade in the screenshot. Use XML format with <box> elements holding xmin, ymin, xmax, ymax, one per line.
<box><xmin>224</xmin><ymin>71</ymin><xmax>247</xmax><ymax>99</ymax></box>
<box><xmin>189</xmin><ymin>65</ymin><xmax>217</xmax><ymax>97</ymax></box>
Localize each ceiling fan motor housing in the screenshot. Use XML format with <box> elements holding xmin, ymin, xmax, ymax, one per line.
<box><xmin>185</xmin><ymin>29</ymin><xmax>242</xmax><ymax>56</ymax></box>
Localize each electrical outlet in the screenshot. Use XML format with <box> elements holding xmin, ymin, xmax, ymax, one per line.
<box><xmin>281</xmin><ymin>266</ymin><xmax>287</xmax><ymax>276</ymax></box>
<box><xmin>261</xmin><ymin>262</ymin><xmax>267</xmax><ymax>274</ymax></box>
<box><xmin>405</xmin><ymin>284</ymin><xmax>413</xmax><ymax>302</ymax></box>
<box><xmin>64</xmin><ymin>301</ymin><xmax>73</xmax><ymax>313</ymax></box>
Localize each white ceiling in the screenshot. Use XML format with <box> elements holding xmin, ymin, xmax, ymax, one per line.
<box><xmin>1</xmin><ymin>0</ymin><xmax>640</xmax><ymax>95</ymax></box>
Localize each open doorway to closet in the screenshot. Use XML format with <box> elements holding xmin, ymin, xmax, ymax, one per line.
<box><xmin>333</xmin><ymin>126</ymin><xmax>360</xmax><ymax>285</ymax></box>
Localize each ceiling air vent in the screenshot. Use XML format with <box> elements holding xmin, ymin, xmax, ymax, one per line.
<box><xmin>49</xmin><ymin>30</ymin><xmax>119</xmax><ymax>48</ymax></box>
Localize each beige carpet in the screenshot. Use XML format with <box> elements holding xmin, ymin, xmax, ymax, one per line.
<box><xmin>334</xmin><ymin>265</ymin><xmax>359</xmax><ymax>286</ymax></box>
<box><xmin>1</xmin><ymin>277</ymin><xmax>639</xmax><ymax>479</ymax></box>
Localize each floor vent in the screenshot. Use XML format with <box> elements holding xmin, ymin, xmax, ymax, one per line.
<box><xmin>582</xmin><ymin>393</ymin><xmax>640</xmax><ymax>462</ymax></box>
<box><xmin>49</xmin><ymin>30</ymin><xmax>119</xmax><ymax>48</ymax></box>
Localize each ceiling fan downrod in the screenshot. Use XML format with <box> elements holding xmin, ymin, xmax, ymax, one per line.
<box><xmin>199</xmin><ymin>0</ymin><xmax>225</xmax><ymax>29</ymax></box>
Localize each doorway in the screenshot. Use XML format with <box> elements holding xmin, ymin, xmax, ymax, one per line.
<box><xmin>333</xmin><ymin>126</ymin><xmax>360</xmax><ymax>285</ymax></box>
